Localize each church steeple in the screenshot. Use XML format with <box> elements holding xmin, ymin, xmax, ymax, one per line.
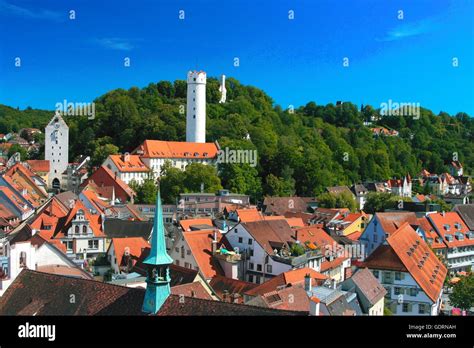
<box><xmin>142</xmin><ymin>190</ymin><xmax>173</xmax><ymax>314</ymax></box>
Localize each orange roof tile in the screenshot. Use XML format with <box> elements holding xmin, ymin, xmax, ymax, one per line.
<box><xmin>179</xmin><ymin>218</ymin><xmax>214</xmax><ymax>232</ymax></box>
<box><xmin>108</xmin><ymin>154</ymin><xmax>150</xmax><ymax>173</ymax></box>
<box><xmin>376</xmin><ymin>212</ymin><xmax>418</xmax><ymax>235</ymax></box>
<box><xmin>111</xmin><ymin>237</ymin><xmax>150</xmax><ymax>267</ymax></box>
<box><xmin>294</xmin><ymin>226</ymin><xmax>336</xmax><ymax>248</ymax></box>
<box><xmin>26</xmin><ymin>160</ymin><xmax>50</xmax><ymax>173</ymax></box>
<box><xmin>320</xmin><ymin>256</ymin><xmax>348</xmax><ymax>272</ymax></box>
<box><xmin>285</xmin><ymin>217</ymin><xmax>305</xmax><ymax>228</ymax></box>
<box><xmin>346</xmin><ymin>231</ymin><xmax>362</xmax><ymax>240</ymax></box>
<box><xmin>170</xmin><ymin>282</ymin><xmax>213</xmax><ymax>300</ymax></box>
<box><xmin>236</xmin><ymin>208</ymin><xmax>263</xmax><ymax>222</ymax></box>
<box><xmin>182</xmin><ymin>229</ymin><xmax>224</xmax><ymax>279</ymax></box>
<box><xmin>428</xmin><ymin>212</ymin><xmax>474</xmax><ymax>248</ymax></box>
<box><xmin>387</xmin><ymin>222</ymin><xmax>447</xmax><ymax>302</ymax></box>
<box><xmin>245</xmin><ymin>267</ymin><xmax>327</xmax><ymax>297</ymax></box>
<box><xmin>136</xmin><ymin>140</ymin><xmax>218</xmax><ymax>159</ymax></box>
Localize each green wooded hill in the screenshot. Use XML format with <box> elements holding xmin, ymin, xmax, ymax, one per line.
<box><xmin>1</xmin><ymin>77</ymin><xmax>473</xmax><ymax>199</ymax></box>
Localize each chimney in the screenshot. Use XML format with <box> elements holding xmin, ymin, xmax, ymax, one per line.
<box><xmin>211</xmin><ymin>230</ymin><xmax>218</xmax><ymax>254</ymax></box>
<box><xmin>100</xmin><ymin>213</ymin><xmax>105</xmax><ymax>231</ymax></box>
<box><xmin>309</xmin><ymin>297</ymin><xmax>320</xmax><ymax>316</ymax></box>
<box><xmin>22</xmin><ymin>188</ymin><xmax>27</xmax><ymax>196</ymax></box>
<box><xmin>304</xmin><ymin>273</ymin><xmax>312</xmax><ymax>292</ymax></box>
<box><xmin>331</xmin><ymin>278</ymin><xmax>337</xmax><ymax>289</ymax></box>
<box><xmin>123</xmin><ymin>152</ymin><xmax>130</xmax><ymax>162</ymax></box>
<box><xmin>442</xmin><ymin>211</ymin><xmax>445</xmax><ymax>217</ymax></box>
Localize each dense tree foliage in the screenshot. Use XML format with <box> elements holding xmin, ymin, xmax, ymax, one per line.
<box><xmin>449</xmin><ymin>275</ymin><xmax>474</xmax><ymax>311</ymax></box>
<box><xmin>317</xmin><ymin>192</ymin><xmax>357</xmax><ymax>211</ymax></box>
<box><xmin>1</xmin><ymin>77</ymin><xmax>472</xmax><ymax>203</ymax></box>
<box><xmin>159</xmin><ymin>161</ymin><xmax>222</xmax><ymax>204</ymax></box>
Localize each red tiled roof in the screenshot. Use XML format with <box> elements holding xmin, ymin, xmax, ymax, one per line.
<box><xmin>386</xmin><ymin>222</ymin><xmax>447</xmax><ymax>302</ymax></box>
<box><xmin>362</xmin><ymin>245</ymin><xmax>408</xmax><ymax>272</ymax></box>
<box><xmin>209</xmin><ymin>275</ymin><xmax>258</xmax><ymax>303</ymax></box>
<box><xmin>54</xmin><ymin>200</ymin><xmax>105</xmax><ymax>238</ymax></box>
<box><xmin>245</xmin><ymin>267</ymin><xmax>327</xmax><ymax>297</ymax></box>
<box><xmin>236</xmin><ymin>208</ymin><xmax>263</xmax><ymax>222</ymax></box>
<box><xmin>346</xmin><ymin>231</ymin><xmax>362</xmax><ymax>240</ymax></box>
<box><xmin>81</xmin><ymin>166</ymin><xmax>135</xmax><ymax>200</ymax></box>
<box><xmin>182</xmin><ymin>230</ymin><xmax>224</xmax><ymax>279</ymax></box>
<box><xmin>428</xmin><ymin>212</ymin><xmax>474</xmax><ymax>248</ymax></box>
<box><xmin>415</xmin><ymin>217</ymin><xmax>446</xmax><ymax>250</ymax></box>
<box><xmin>26</xmin><ymin>160</ymin><xmax>50</xmax><ymax>173</ymax></box>
<box><xmin>320</xmin><ymin>256</ymin><xmax>348</xmax><ymax>272</ymax></box>
<box><xmin>179</xmin><ymin>218</ymin><xmax>214</xmax><ymax>232</ymax></box>
<box><xmin>170</xmin><ymin>281</ymin><xmax>213</xmax><ymax>300</ymax></box>
<box><xmin>110</xmin><ymin>237</ymin><xmax>150</xmax><ymax>267</ymax></box>
<box><xmin>349</xmin><ymin>268</ymin><xmax>387</xmax><ymax>305</ymax></box>
<box><xmin>285</xmin><ymin>217</ymin><xmax>305</xmax><ymax>228</ymax></box>
<box><xmin>108</xmin><ymin>154</ymin><xmax>150</xmax><ymax>173</ymax></box>
<box><xmin>376</xmin><ymin>212</ymin><xmax>418</xmax><ymax>235</ymax></box>
<box><xmin>258</xmin><ymin>286</ymin><xmax>310</xmax><ymax>312</ymax></box>
<box><xmin>136</xmin><ymin>140</ymin><xmax>218</xmax><ymax>159</ymax></box>
<box><xmin>294</xmin><ymin>226</ymin><xmax>336</xmax><ymax>248</ymax></box>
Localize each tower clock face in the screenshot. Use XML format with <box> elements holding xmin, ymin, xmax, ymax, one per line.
<box><xmin>54</xmin><ymin>122</ymin><xmax>60</xmax><ymax>129</ymax></box>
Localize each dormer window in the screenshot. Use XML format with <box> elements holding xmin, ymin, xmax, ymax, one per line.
<box><xmin>445</xmin><ymin>234</ymin><xmax>453</xmax><ymax>242</ymax></box>
<box><xmin>455</xmin><ymin>232</ymin><xmax>464</xmax><ymax>241</ymax></box>
<box><xmin>444</xmin><ymin>224</ymin><xmax>450</xmax><ymax>231</ymax></box>
<box><xmin>194</xmin><ymin>152</ymin><xmax>199</xmax><ymax>157</ymax></box>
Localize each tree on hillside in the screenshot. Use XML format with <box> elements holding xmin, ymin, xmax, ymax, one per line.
<box><xmin>317</xmin><ymin>191</ymin><xmax>357</xmax><ymax>211</ymax></box>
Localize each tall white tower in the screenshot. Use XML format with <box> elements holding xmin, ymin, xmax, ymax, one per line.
<box><xmin>186</xmin><ymin>70</ymin><xmax>206</xmax><ymax>143</ymax></box>
<box><xmin>45</xmin><ymin>112</ymin><xmax>69</xmax><ymax>189</ymax></box>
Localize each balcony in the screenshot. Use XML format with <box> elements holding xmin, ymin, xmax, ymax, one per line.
<box><xmin>214</xmin><ymin>250</ymin><xmax>241</xmax><ymax>263</ymax></box>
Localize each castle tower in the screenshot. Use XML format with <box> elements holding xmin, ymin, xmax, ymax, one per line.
<box><xmin>186</xmin><ymin>70</ymin><xmax>206</xmax><ymax>143</ymax></box>
<box><xmin>142</xmin><ymin>190</ymin><xmax>173</xmax><ymax>314</ymax></box>
<box><xmin>45</xmin><ymin>112</ymin><xmax>69</xmax><ymax>190</ymax></box>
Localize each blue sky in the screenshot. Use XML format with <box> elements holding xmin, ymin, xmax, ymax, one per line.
<box><xmin>0</xmin><ymin>0</ymin><xmax>473</xmax><ymax>115</ymax></box>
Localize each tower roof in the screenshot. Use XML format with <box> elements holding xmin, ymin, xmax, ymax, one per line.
<box><xmin>143</xmin><ymin>190</ymin><xmax>173</xmax><ymax>266</ymax></box>
<box><xmin>47</xmin><ymin>111</ymin><xmax>69</xmax><ymax>129</ymax></box>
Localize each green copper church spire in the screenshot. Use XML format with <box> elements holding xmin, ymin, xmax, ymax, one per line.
<box><xmin>142</xmin><ymin>189</ymin><xmax>173</xmax><ymax>314</ymax></box>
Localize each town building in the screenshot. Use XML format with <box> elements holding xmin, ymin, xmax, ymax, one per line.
<box><xmin>103</xmin><ymin>153</ymin><xmax>151</xmax><ymax>185</ymax></box>
<box><xmin>359</xmin><ymin>212</ymin><xmax>418</xmax><ymax>257</ymax></box>
<box><xmin>362</xmin><ymin>223</ymin><xmax>447</xmax><ymax>315</ymax></box>
<box><xmin>340</xmin><ymin>267</ymin><xmax>386</xmax><ymax>315</ymax></box>
<box><xmin>44</xmin><ymin>113</ymin><xmax>69</xmax><ymax>190</ymax></box>
<box><xmin>426</xmin><ymin>211</ymin><xmax>474</xmax><ymax>273</ymax></box>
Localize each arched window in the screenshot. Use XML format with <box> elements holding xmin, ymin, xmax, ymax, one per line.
<box><xmin>82</xmin><ymin>226</ymin><xmax>87</xmax><ymax>234</ymax></box>
<box><xmin>75</xmin><ymin>226</ymin><xmax>79</xmax><ymax>234</ymax></box>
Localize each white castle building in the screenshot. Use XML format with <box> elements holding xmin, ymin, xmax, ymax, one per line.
<box><xmin>186</xmin><ymin>71</ymin><xmax>207</xmax><ymax>143</ymax></box>
<box><xmin>45</xmin><ymin>112</ymin><xmax>69</xmax><ymax>190</ymax></box>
